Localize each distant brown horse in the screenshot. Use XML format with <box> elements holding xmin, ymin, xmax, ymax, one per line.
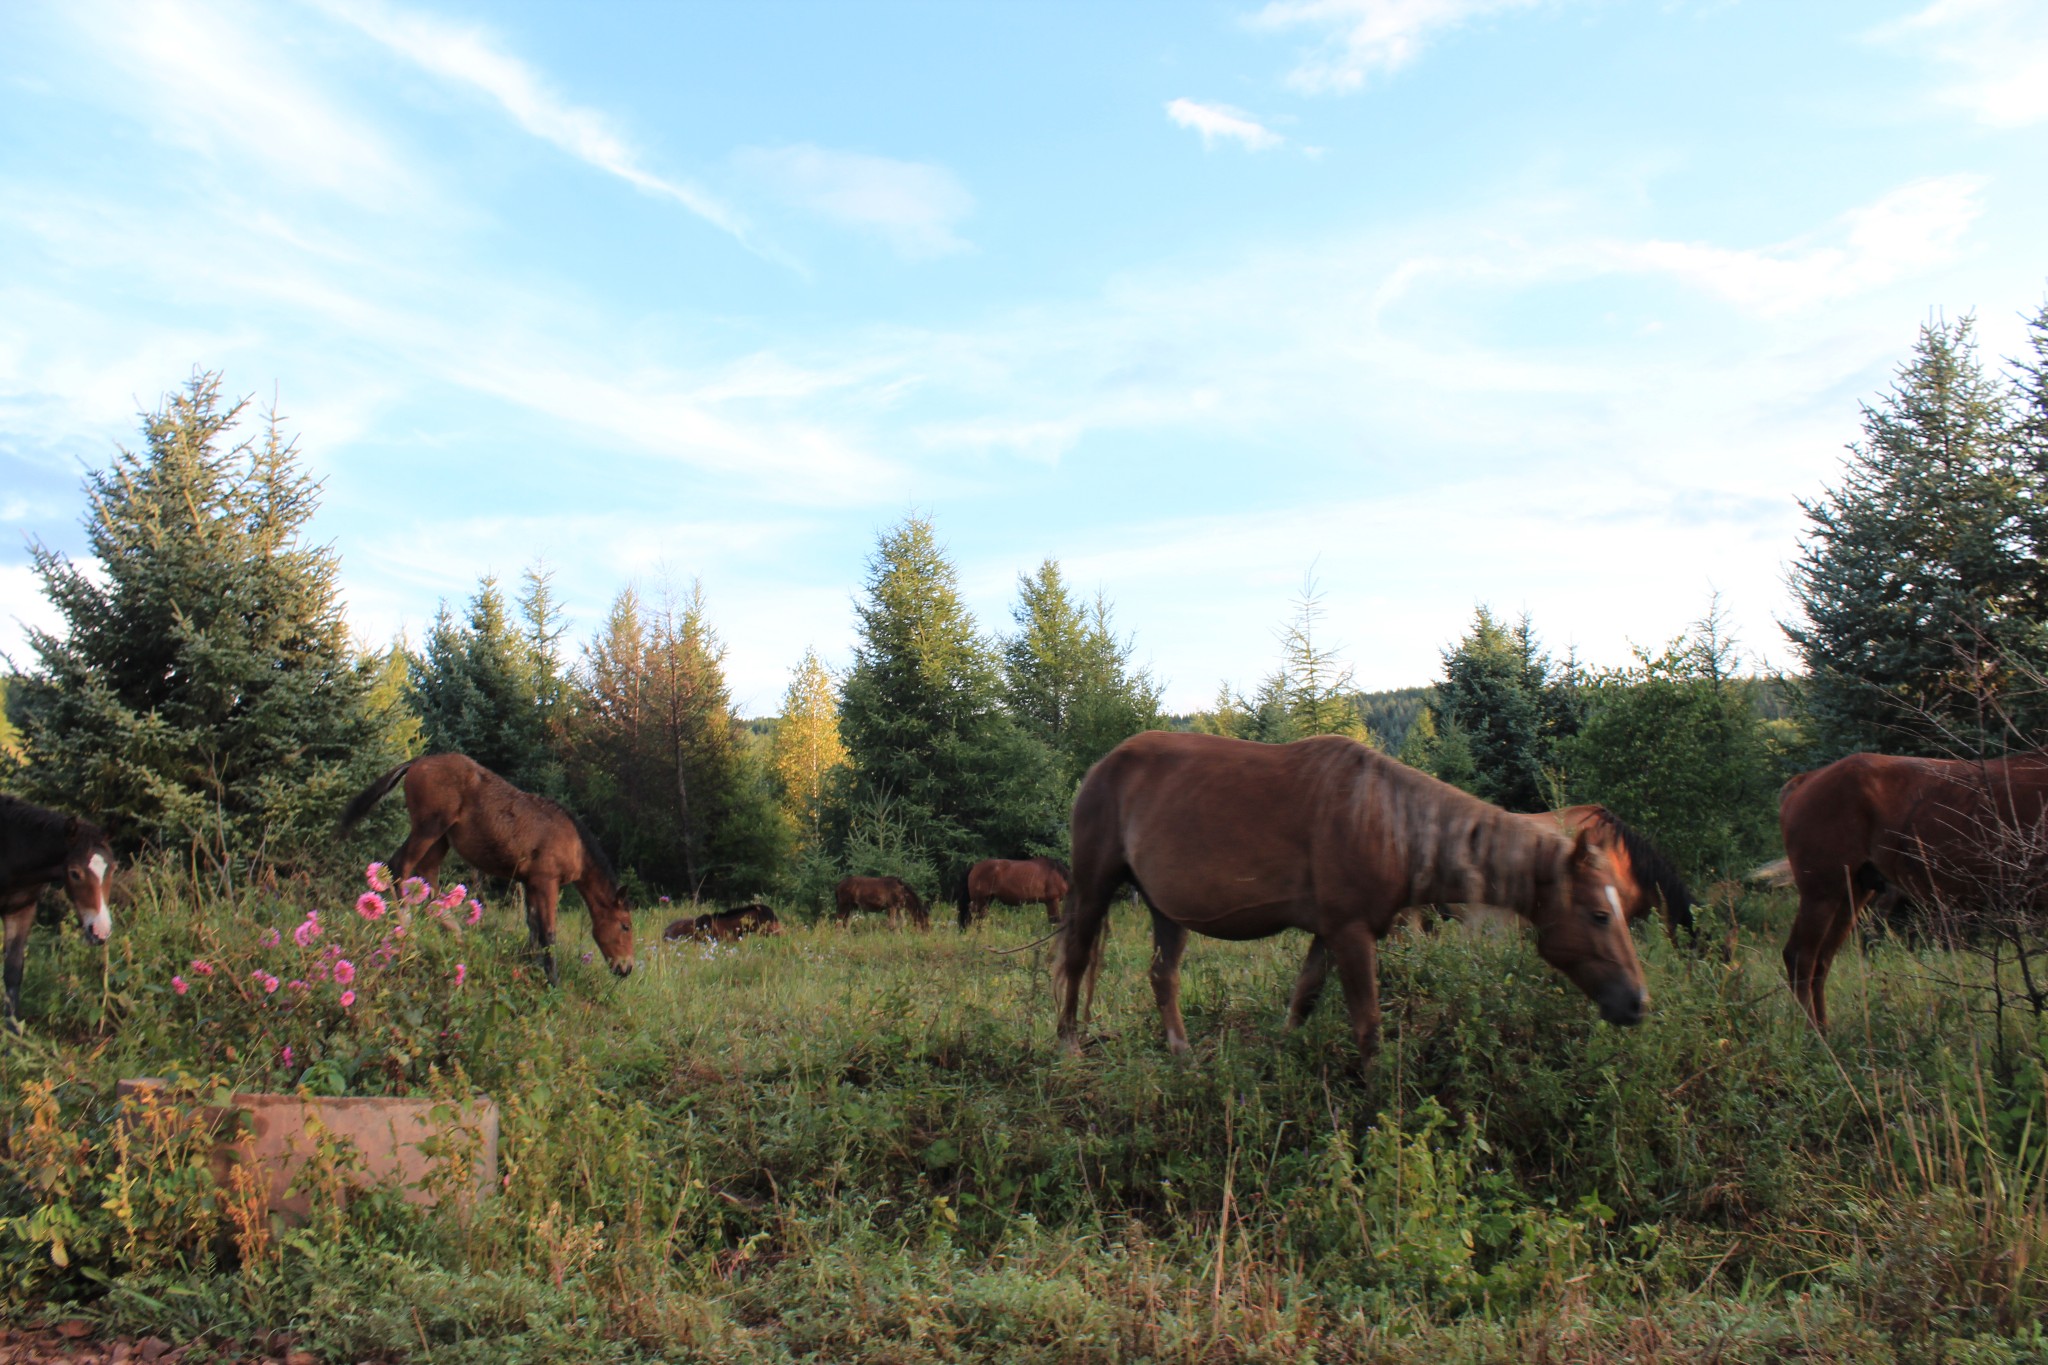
<box><xmin>834</xmin><ymin>875</ymin><xmax>929</xmax><ymax>929</ymax></box>
<box><xmin>664</xmin><ymin>903</ymin><xmax>783</xmax><ymax>943</ymax></box>
<box><xmin>1056</xmin><ymin>732</ymin><xmax>1647</xmax><ymax>1064</ymax></box>
<box><xmin>960</xmin><ymin>857</ymin><xmax>1069</xmax><ymax>928</ymax></box>
<box><xmin>1</xmin><ymin>796</ymin><xmax>115</xmax><ymax>1025</ymax></box>
<box><xmin>1780</xmin><ymin>751</ymin><xmax>2048</xmax><ymax>1029</ymax></box>
<box><xmin>339</xmin><ymin>754</ymin><xmax>635</xmax><ymax>984</ymax></box>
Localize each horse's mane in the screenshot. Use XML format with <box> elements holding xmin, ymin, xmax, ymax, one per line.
<box><xmin>1340</xmin><ymin>743</ymin><xmax>1566</xmax><ymax>910</ymax></box>
<box><xmin>0</xmin><ymin>794</ymin><xmax>101</xmax><ymax>849</ymax></box>
<box><xmin>1583</xmin><ymin>806</ymin><xmax>1693</xmax><ymax>919</ymax></box>
<box><xmin>563</xmin><ymin>808</ymin><xmax>620</xmax><ymax>890</ymax></box>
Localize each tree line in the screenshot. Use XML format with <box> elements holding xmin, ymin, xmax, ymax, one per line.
<box><xmin>3</xmin><ymin>299</ymin><xmax>2044</xmax><ymax>907</ymax></box>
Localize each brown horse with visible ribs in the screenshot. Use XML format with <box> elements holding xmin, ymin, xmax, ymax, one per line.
<box><xmin>1</xmin><ymin>796</ymin><xmax>115</xmax><ymax>1025</ymax></box>
<box><xmin>339</xmin><ymin>754</ymin><xmax>635</xmax><ymax>985</ymax></box>
<box><xmin>1780</xmin><ymin>750</ymin><xmax>2048</xmax><ymax>1029</ymax></box>
<box><xmin>1056</xmin><ymin>731</ymin><xmax>1647</xmax><ymax>1065</ymax></box>
<box><xmin>960</xmin><ymin>857</ymin><xmax>1069</xmax><ymax>928</ymax></box>
<box><xmin>834</xmin><ymin>875</ymin><xmax>929</xmax><ymax>929</ymax></box>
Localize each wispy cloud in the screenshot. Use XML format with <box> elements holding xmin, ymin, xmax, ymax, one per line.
<box><xmin>735</xmin><ymin>144</ymin><xmax>974</xmax><ymax>258</ymax></box>
<box><xmin>1874</xmin><ymin>0</ymin><xmax>2048</xmax><ymax>127</ymax></box>
<box><xmin>94</xmin><ymin>0</ymin><xmax>409</xmax><ymax>205</ymax></box>
<box><xmin>1166</xmin><ymin>98</ymin><xmax>1285</xmax><ymax>150</ymax></box>
<box><xmin>1616</xmin><ymin>175</ymin><xmax>1987</xmax><ymax>315</ymax></box>
<box><xmin>1250</xmin><ymin>0</ymin><xmax>1539</xmax><ymax>94</ymax></box>
<box><xmin>313</xmin><ymin>0</ymin><xmax>755</xmax><ymax>243</ymax></box>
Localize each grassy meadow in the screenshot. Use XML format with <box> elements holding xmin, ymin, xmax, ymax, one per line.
<box><xmin>3</xmin><ymin>868</ymin><xmax>2046</xmax><ymax>1363</ymax></box>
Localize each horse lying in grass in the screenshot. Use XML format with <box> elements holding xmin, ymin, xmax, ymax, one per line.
<box><xmin>834</xmin><ymin>875</ymin><xmax>929</xmax><ymax>929</ymax></box>
<box><xmin>1779</xmin><ymin>750</ymin><xmax>2048</xmax><ymax>1030</ymax></box>
<box><xmin>1</xmin><ymin>795</ymin><xmax>115</xmax><ymax>1025</ymax></box>
<box><xmin>664</xmin><ymin>903</ymin><xmax>782</xmax><ymax>943</ymax></box>
<box><xmin>960</xmin><ymin>856</ymin><xmax>1069</xmax><ymax>928</ymax></box>
<box><xmin>339</xmin><ymin>754</ymin><xmax>635</xmax><ymax>986</ymax></box>
<box><xmin>1055</xmin><ymin>731</ymin><xmax>1648</xmax><ymax>1065</ymax></box>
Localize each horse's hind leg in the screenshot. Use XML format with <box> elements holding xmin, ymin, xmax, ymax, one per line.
<box><xmin>1148</xmin><ymin>910</ymin><xmax>1192</xmax><ymax>1056</ymax></box>
<box><xmin>3</xmin><ymin>903</ymin><xmax>34</xmax><ymax>1028</ymax></box>
<box><xmin>525</xmin><ymin>879</ymin><xmax>561</xmax><ymax>988</ymax></box>
<box><xmin>1285</xmin><ymin>937</ymin><xmax>1332</xmax><ymax>1030</ymax></box>
<box><xmin>390</xmin><ymin>822</ymin><xmax>451</xmax><ymax>882</ymax></box>
<box><xmin>1782</xmin><ymin>874</ymin><xmax>1860</xmax><ymax>1030</ymax></box>
<box><xmin>1054</xmin><ymin>871</ymin><xmax>1117</xmax><ymax>1054</ymax></box>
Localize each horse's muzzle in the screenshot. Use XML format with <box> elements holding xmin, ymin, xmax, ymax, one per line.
<box><xmin>1596</xmin><ymin>979</ymin><xmax>1648</xmax><ymax>1026</ymax></box>
<box><xmin>610</xmin><ymin>959</ymin><xmax>634</xmax><ymax>979</ymax></box>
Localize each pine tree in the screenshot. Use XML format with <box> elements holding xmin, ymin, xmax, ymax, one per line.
<box><xmin>836</xmin><ymin>515</ymin><xmax>1062</xmax><ymax>893</ymax></box>
<box><xmin>1002</xmin><ymin>561</ymin><xmax>1162</xmax><ymax>786</ymax></box>
<box><xmin>1786</xmin><ymin>315</ymin><xmax>2047</xmax><ymax>755</ymax></box>
<box><xmin>14</xmin><ymin>372</ymin><xmax>411</xmax><ymax>868</ymax></box>
<box><xmin>1431</xmin><ymin>607</ymin><xmax>1578</xmax><ymax>811</ymax></box>
<box><xmin>409</xmin><ymin>575</ymin><xmax>559</xmax><ymax>793</ymax></box>
<box><xmin>1275</xmin><ymin>576</ymin><xmax>1373</xmax><ymax>743</ymax></box>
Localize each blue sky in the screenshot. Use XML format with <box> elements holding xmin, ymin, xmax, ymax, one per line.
<box><xmin>3</xmin><ymin>0</ymin><xmax>2045</xmax><ymax>714</ymax></box>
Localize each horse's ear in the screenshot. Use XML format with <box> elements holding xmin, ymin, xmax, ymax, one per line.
<box><xmin>1569</xmin><ymin>827</ymin><xmax>1593</xmax><ymax>861</ymax></box>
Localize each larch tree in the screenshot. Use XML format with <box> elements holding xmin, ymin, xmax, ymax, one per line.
<box><xmin>771</xmin><ymin>648</ymin><xmax>847</xmax><ymax>848</ymax></box>
<box><xmin>14</xmin><ymin>372</ymin><xmax>412</xmax><ymax>870</ymax></box>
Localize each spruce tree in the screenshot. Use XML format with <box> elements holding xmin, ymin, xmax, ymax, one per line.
<box><xmin>837</xmin><ymin>516</ymin><xmax>1062</xmax><ymax>892</ymax></box>
<box><xmin>15</xmin><ymin>372</ymin><xmax>411</xmax><ymax>868</ymax></box>
<box><xmin>409</xmin><ymin>575</ymin><xmax>559</xmax><ymax>793</ymax></box>
<box><xmin>1002</xmin><ymin>561</ymin><xmax>1162</xmax><ymax>787</ymax></box>
<box><xmin>1431</xmin><ymin>607</ymin><xmax>1578</xmax><ymax>811</ymax></box>
<box><xmin>1786</xmin><ymin>315</ymin><xmax>2047</xmax><ymax>755</ymax></box>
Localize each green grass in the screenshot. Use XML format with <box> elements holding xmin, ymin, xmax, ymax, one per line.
<box><xmin>3</xmin><ymin>869</ymin><xmax>2046</xmax><ymax>1362</ymax></box>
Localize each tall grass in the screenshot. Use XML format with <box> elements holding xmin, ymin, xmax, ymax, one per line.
<box><xmin>2</xmin><ymin>865</ymin><xmax>2044</xmax><ymax>1362</ymax></box>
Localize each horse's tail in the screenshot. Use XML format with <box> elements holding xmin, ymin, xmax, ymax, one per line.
<box><xmin>1047</xmin><ymin>897</ymin><xmax>1108</xmax><ymax>1025</ymax></box>
<box><xmin>338</xmin><ymin>760</ymin><xmax>415</xmax><ymax>834</ymax></box>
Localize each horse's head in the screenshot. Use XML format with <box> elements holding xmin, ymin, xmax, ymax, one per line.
<box><xmin>1531</xmin><ymin>830</ymin><xmax>1647</xmax><ymax>1026</ymax></box>
<box><xmin>587</xmin><ymin>883</ymin><xmax>636</xmax><ymax>977</ymax></box>
<box><xmin>61</xmin><ymin>819</ymin><xmax>114</xmax><ymax>947</ymax></box>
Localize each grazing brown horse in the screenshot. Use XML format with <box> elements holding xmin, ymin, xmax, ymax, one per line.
<box><xmin>664</xmin><ymin>903</ymin><xmax>783</xmax><ymax>943</ymax></box>
<box><xmin>1</xmin><ymin>796</ymin><xmax>115</xmax><ymax>1025</ymax></box>
<box><xmin>834</xmin><ymin>875</ymin><xmax>929</xmax><ymax>929</ymax></box>
<box><xmin>961</xmin><ymin>857</ymin><xmax>1070</xmax><ymax>928</ymax></box>
<box><xmin>1780</xmin><ymin>751</ymin><xmax>2048</xmax><ymax>1029</ymax></box>
<box><xmin>1055</xmin><ymin>731</ymin><xmax>1648</xmax><ymax>1064</ymax></box>
<box><xmin>339</xmin><ymin>754</ymin><xmax>635</xmax><ymax>985</ymax></box>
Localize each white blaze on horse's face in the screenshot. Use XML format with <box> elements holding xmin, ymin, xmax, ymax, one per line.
<box><xmin>82</xmin><ymin>852</ymin><xmax>112</xmax><ymax>945</ymax></box>
<box><xmin>1604</xmin><ymin>884</ymin><xmax>1623</xmax><ymax>918</ymax></box>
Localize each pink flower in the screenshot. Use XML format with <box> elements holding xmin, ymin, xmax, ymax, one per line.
<box><xmin>263</xmin><ymin>974</ymin><xmax>280</xmax><ymax>994</ymax></box>
<box><xmin>279</xmin><ymin>1045</ymin><xmax>294</xmax><ymax>1068</ymax></box>
<box><xmin>172</xmin><ymin>975</ymin><xmax>188</xmax><ymax>995</ymax></box>
<box><xmin>259</xmin><ymin>927</ymin><xmax>281</xmax><ymax>948</ymax></box>
<box><xmin>400</xmin><ymin>877</ymin><xmax>430</xmax><ymax>906</ymax></box>
<box><xmin>333</xmin><ymin>959</ymin><xmax>356</xmax><ymax>986</ymax></box>
<box><xmin>434</xmin><ymin>883</ymin><xmax>468</xmax><ymax>911</ymax></box>
<box><xmin>659</xmin><ymin>896</ymin><xmax>671</xmax><ymax>905</ymax></box>
<box><xmin>366</xmin><ymin>862</ymin><xmax>392</xmax><ymax>893</ymax></box>
<box><xmin>453</xmin><ymin>962</ymin><xmax>467</xmax><ymax>988</ymax></box>
<box><xmin>288</xmin><ymin>979</ymin><xmax>309</xmax><ymax>992</ymax></box>
<box><xmin>339</xmin><ymin>989</ymin><xmax>356</xmax><ymax>1009</ymax></box>
<box><xmin>394</xmin><ymin>922</ymin><xmax>409</xmax><ymax>940</ymax></box>
<box><xmin>356</xmin><ymin>892</ymin><xmax>386</xmax><ymax>920</ymax></box>
<box><xmin>189</xmin><ymin>958</ymin><xmax>214</xmax><ymax>976</ymax></box>
<box><xmin>292</xmin><ymin>914</ymin><xmax>321</xmax><ymax>947</ymax></box>
<box><xmin>465</xmin><ymin>899</ymin><xmax>484</xmax><ymax>926</ymax></box>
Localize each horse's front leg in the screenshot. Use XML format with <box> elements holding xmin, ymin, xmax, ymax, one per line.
<box><xmin>3</xmin><ymin>903</ymin><xmax>35</xmax><ymax>1030</ymax></box>
<box><xmin>1148</xmin><ymin>910</ymin><xmax>1192</xmax><ymax>1055</ymax></box>
<box><xmin>1323</xmin><ymin>922</ymin><xmax>1382</xmax><ymax>1067</ymax></box>
<box><xmin>525</xmin><ymin>880</ymin><xmax>561</xmax><ymax>988</ymax></box>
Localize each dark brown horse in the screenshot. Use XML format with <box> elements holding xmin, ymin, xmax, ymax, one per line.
<box><xmin>834</xmin><ymin>875</ymin><xmax>929</xmax><ymax>929</ymax></box>
<box><xmin>1780</xmin><ymin>751</ymin><xmax>2048</xmax><ymax>1029</ymax></box>
<box><xmin>664</xmin><ymin>902</ymin><xmax>783</xmax><ymax>943</ymax></box>
<box><xmin>339</xmin><ymin>754</ymin><xmax>635</xmax><ymax>985</ymax></box>
<box><xmin>960</xmin><ymin>857</ymin><xmax>1069</xmax><ymax>928</ymax></box>
<box><xmin>1055</xmin><ymin>731</ymin><xmax>1648</xmax><ymax>1064</ymax></box>
<box><xmin>1</xmin><ymin>796</ymin><xmax>115</xmax><ymax>1025</ymax></box>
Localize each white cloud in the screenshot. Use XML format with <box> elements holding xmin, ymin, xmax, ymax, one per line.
<box><xmin>1875</xmin><ymin>0</ymin><xmax>2048</xmax><ymax>127</ymax></box>
<box><xmin>1614</xmin><ymin>175</ymin><xmax>1987</xmax><ymax>315</ymax></box>
<box><xmin>313</xmin><ymin>0</ymin><xmax>755</xmax><ymax>244</ymax></box>
<box><xmin>1166</xmin><ymin>98</ymin><xmax>1285</xmax><ymax>151</ymax></box>
<box><xmin>735</xmin><ymin>144</ymin><xmax>974</xmax><ymax>258</ymax></box>
<box><xmin>91</xmin><ymin>0</ymin><xmax>409</xmax><ymax>205</ymax></box>
<box><xmin>1249</xmin><ymin>0</ymin><xmax>1539</xmax><ymax>94</ymax></box>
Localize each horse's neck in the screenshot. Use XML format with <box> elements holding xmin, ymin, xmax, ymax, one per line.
<box><xmin>1413</xmin><ymin>807</ymin><xmax>1543</xmax><ymax>918</ymax></box>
